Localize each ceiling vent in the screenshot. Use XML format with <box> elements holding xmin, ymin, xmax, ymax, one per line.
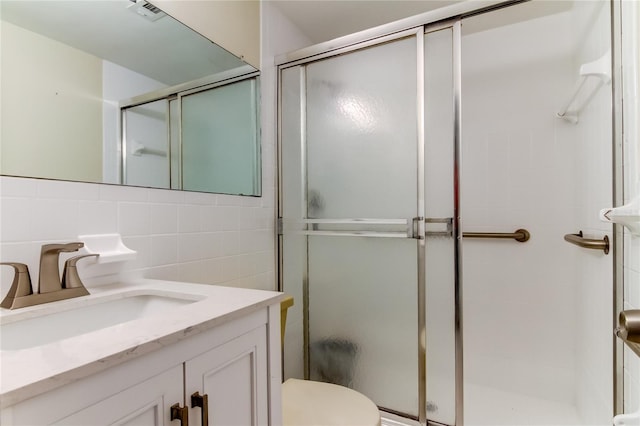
<box><xmin>127</xmin><ymin>0</ymin><xmax>167</xmax><ymax>22</ymax></box>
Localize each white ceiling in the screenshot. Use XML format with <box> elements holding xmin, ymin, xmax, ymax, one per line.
<box><xmin>271</xmin><ymin>0</ymin><xmax>576</xmax><ymax>53</ymax></box>
<box><xmin>271</xmin><ymin>0</ymin><xmax>462</xmax><ymax>43</ymax></box>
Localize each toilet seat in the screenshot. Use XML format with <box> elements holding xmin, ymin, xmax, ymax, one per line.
<box><xmin>282</xmin><ymin>378</ymin><xmax>381</xmax><ymax>426</ymax></box>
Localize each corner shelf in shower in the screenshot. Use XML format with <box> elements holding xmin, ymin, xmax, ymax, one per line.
<box><xmin>556</xmin><ymin>51</ymin><xmax>611</xmax><ymax>124</ymax></box>
<box><xmin>600</xmin><ymin>197</ymin><xmax>640</xmax><ymax>236</ymax></box>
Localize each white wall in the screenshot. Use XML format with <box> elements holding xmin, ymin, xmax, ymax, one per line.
<box><xmin>0</xmin><ymin>1</ymin><xmax>309</xmax><ymax>298</ymax></box>
<box><xmin>461</xmin><ymin>6</ymin><xmax>612</xmax><ymax>422</ymax></box>
<box><xmin>0</xmin><ymin>177</ymin><xmax>274</xmax><ymax>293</ymax></box>
<box><xmin>0</xmin><ymin>21</ymin><xmax>103</xmax><ymax>183</ymax></box>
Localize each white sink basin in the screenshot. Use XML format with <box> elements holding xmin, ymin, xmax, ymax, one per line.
<box><xmin>0</xmin><ymin>291</ymin><xmax>202</xmax><ymax>351</ymax></box>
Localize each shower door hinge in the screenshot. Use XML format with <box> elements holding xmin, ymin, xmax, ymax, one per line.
<box><xmin>276</xmin><ymin>217</ymin><xmax>283</xmax><ymax>235</ymax></box>
<box><xmin>424</xmin><ymin>217</ymin><xmax>453</xmax><ymax>238</ymax></box>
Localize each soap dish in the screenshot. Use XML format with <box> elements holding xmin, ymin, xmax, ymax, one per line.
<box><xmin>78</xmin><ymin>234</ymin><xmax>137</xmax><ymax>263</ymax></box>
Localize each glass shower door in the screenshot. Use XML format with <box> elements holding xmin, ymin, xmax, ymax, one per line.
<box><xmin>280</xmin><ymin>33</ymin><xmax>424</xmax><ymax>418</ymax></box>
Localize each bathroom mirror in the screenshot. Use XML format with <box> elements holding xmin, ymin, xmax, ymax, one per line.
<box><xmin>0</xmin><ymin>0</ymin><xmax>261</xmax><ymax>196</ymax></box>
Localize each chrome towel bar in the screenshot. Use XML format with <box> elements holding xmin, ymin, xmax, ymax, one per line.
<box><xmin>563</xmin><ymin>231</ymin><xmax>609</xmax><ymax>254</ymax></box>
<box><xmin>462</xmin><ymin>229</ymin><xmax>530</xmax><ymax>242</ymax></box>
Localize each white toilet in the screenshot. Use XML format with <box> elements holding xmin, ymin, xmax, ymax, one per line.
<box><xmin>280</xmin><ymin>296</ymin><xmax>381</xmax><ymax>426</ymax></box>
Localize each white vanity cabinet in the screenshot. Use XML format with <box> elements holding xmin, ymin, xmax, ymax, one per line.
<box><xmin>1</xmin><ymin>300</ymin><xmax>281</xmax><ymax>426</ymax></box>
<box><xmin>186</xmin><ymin>326</ymin><xmax>269</xmax><ymax>426</ymax></box>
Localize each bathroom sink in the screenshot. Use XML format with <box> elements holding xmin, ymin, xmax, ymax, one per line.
<box><xmin>0</xmin><ymin>292</ymin><xmax>202</xmax><ymax>351</ymax></box>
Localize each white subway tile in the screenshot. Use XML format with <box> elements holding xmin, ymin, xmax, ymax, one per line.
<box><xmin>253</xmin><ymin>271</ymin><xmax>276</xmax><ymax>291</ymax></box>
<box><xmin>118</xmin><ymin>202</ymin><xmax>152</xmax><ymax>236</ymax></box>
<box><xmin>241</xmin><ymin>196</ymin><xmax>262</xmax><ymax>208</ymax></box>
<box><xmin>626</xmin><ymin>233</ymin><xmax>640</xmax><ymax>273</ymax></box>
<box><xmin>177</xmin><ymin>233</ymin><xmax>205</xmax><ymax>262</ymax></box>
<box><xmin>1</xmin><ymin>198</ymin><xmax>35</xmax><ymax>241</ymax></box>
<box><xmin>184</xmin><ymin>191</ymin><xmax>216</xmax><ymax>205</ymax></box>
<box><xmin>220</xmin><ymin>256</ymin><xmax>240</xmax><ymax>282</ymax></box>
<box><xmin>178</xmin><ymin>205</ymin><xmax>201</xmax><ymax>233</ymax></box>
<box><xmin>0</xmin><ymin>176</ymin><xmax>38</xmax><ymax>197</ymax></box>
<box><xmin>150</xmin><ymin>204</ymin><xmax>178</xmax><ymax>235</ymax></box>
<box><xmin>261</xmin><ymin>189</ymin><xmax>276</xmax><ymax>208</ymax></box>
<box><xmin>255</xmin><ymin>207</ymin><xmax>274</xmax><ymax>230</ymax></box>
<box><xmin>120</xmin><ymin>236</ymin><xmax>151</xmax><ymax>271</ymax></box>
<box><xmin>217</xmin><ymin>194</ymin><xmax>243</xmax><ymax>206</ymax></box>
<box><xmin>199</xmin><ymin>232</ymin><xmax>222</xmax><ymax>259</ymax></box>
<box><xmin>150</xmin><ymin>235</ymin><xmax>178</xmax><ymax>267</ymax></box>
<box><xmin>31</xmin><ymin>198</ymin><xmax>79</xmax><ymax>241</ymax></box>
<box><xmin>237</xmin><ymin>208</ymin><xmax>257</xmax><ymax>231</ymax></box>
<box><xmin>217</xmin><ymin>206</ymin><xmax>239</xmax><ymax>231</ymax></box>
<box><xmin>199</xmin><ymin>206</ymin><xmax>221</xmax><ymax>232</ymax></box>
<box><xmin>37</xmin><ymin>179</ymin><xmax>99</xmax><ymax>201</ymax></box>
<box><xmin>78</xmin><ymin>201</ymin><xmax>118</xmax><ymax>235</ymax></box>
<box><xmin>145</xmin><ymin>264</ymin><xmax>180</xmax><ymax>282</ymax></box>
<box><xmin>627</xmin><ymin>267</ymin><xmax>640</xmax><ymax>309</ymax></box>
<box><xmin>176</xmin><ymin>260</ymin><xmax>209</xmax><ymax>284</ymax></box>
<box><xmin>220</xmin><ymin>232</ymin><xmax>239</xmax><ymax>257</ymax></box>
<box><xmin>100</xmin><ymin>184</ymin><xmax>149</xmax><ymax>202</ymax></box>
<box><xmin>148</xmin><ymin>188</ymin><xmax>185</xmax><ymax>204</ymax></box>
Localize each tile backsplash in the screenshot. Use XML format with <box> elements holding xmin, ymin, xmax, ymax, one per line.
<box><xmin>0</xmin><ymin>176</ymin><xmax>275</xmax><ymax>296</ymax></box>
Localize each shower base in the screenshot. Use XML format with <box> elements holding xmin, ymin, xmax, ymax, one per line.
<box><xmin>380</xmin><ymin>383</ymin><xmax>583</xmax><ymax>426</ymax></box>
<box><xmin>465</xmin><ymin>383</ymin><xmax>582</xmax><ymax>426</ymax></box>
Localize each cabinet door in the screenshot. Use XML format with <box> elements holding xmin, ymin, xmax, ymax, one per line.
<box><xmin>54</xmin><ymin>365</ymin><xmax>183</xmax><ymax>426</ymax></box>
<box><xmin>185</xmin><ymin>326</ymin><xmax>268</xmax><ymax>426</ymax></box>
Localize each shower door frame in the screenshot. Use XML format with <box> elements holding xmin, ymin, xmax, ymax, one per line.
<box><xmin>276</xmin><ymin>2</ymin><xmax>525</xmax><ymax>425</ymax></box>
<box><xmin>277</xmin><ymin>17</ymin><xmax>466</xmax><ymax>426</ymax></box>
<box><xmin>279</xmin><ymin>26</ymin><xmax>431</xmax><ymax>423</ymax></box>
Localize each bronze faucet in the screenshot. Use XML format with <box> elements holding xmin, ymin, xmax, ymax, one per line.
<box><xmin>38</xmin><ymin>243</ymin><xmax>84</xmax><ymax>293</ymax></box>
<box><xmin>1</xmin><ymin>242</ymin><xmax>97</xmax><ymax>309</ymax></box>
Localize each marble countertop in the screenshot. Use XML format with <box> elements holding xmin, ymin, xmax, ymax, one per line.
<box><xmin>0</xmin><ymin>279</ymin><xmax>284</xmax><ymax>408</ymax></box>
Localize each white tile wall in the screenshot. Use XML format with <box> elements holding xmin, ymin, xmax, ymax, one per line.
<box><xmin>462</xmin><ymin>3</ymin><xmax>616</xmax><ymax>422</ymax></box>
<box><xmin>461</xmin><ymin>8</ymin><xmax>583</xmax><ymax>407</ymax></box>
<box><xmin>0</xmin><ymin>177</ymin><xmax>275</xmax><ymax>294</ymax></box>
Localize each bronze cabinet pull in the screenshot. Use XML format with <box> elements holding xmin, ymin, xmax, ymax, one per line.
<box><xmin>171</xmin><ymin>403</ymin><xmax>189</xmax><ymax>426</ymax></box>
<box><xmin>191</xmin><ymin>392</ymin><xmax>209</xmax><ymax>426</ymax></box>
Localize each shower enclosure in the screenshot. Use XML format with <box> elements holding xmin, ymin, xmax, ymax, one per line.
<box><xmin>279</xmin><ymin>23</ymin><xmax>459</xmax><ymax>425</ymax></box>
<box><xmin>278</xmin><ymin>1</ymin><xmax>616</xmax><ymax>425</ymax></box>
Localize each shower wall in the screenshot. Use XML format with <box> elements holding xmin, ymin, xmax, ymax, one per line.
<box><xmin>462</xmin><ymin>2</ymin><xmax>613</xmax><ymax>422</ymax></box>
<box><xmin>462</xmin><ymin>7</ymin><xmax>580</xmax><ymax>405</ymax></box>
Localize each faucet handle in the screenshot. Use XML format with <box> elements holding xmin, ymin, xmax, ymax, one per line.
<box><xmin>62</xmin><ymin>254</ymin><xmax>99</xmax><ymax>290</ymax></box>
<box><xmin>1</xmin><ymin>262</ymin><xmax>34</xmax><ymax>309</ymax></box>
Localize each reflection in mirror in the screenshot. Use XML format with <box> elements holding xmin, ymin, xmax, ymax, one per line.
<box><xmin>0</xmin><ymin>0</ymin><xmax>261</xmax><ymax>196</ymax></box>
<box><xmin>123</xmin><ymin>99</ymin><xmax>170</xmax><ymax>189</ymax></box>
<box><xmin>122</xmin><ymin>75</ymin><xmax>261</xmax><ymax>196</ymax></box>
